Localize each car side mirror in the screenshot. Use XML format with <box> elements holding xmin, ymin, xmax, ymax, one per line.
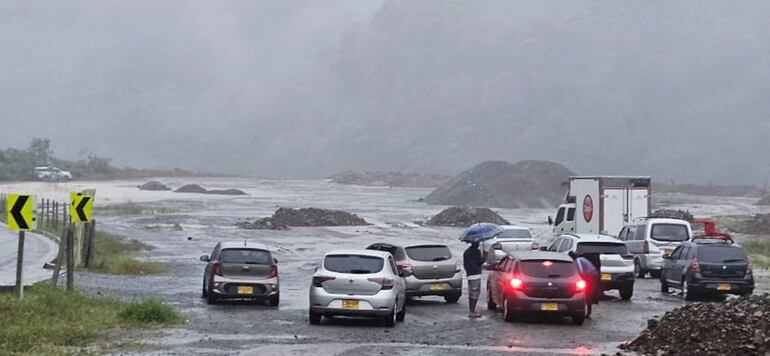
<box><xmin>548</xmin><ymin>216</ymin><xmax>553</xmax><ymax>225</ymax></box>
<box><xmin>200</xmin><ymin>255</ymin><xmax>210</xmax><ymax>262</ymax></box>
<box><xmin>483</xmin><ymin>264</ymin><xmax>496</xmax><ymax>271</ymax></box>
<box><xmin>539</xmin><ymin>246</ymin><xmax>549</xmax><ymax>251</ymax></box>
<box><xmin>399</xmin><ymin>269</ymin><xmax>413</xmax><ymax>277</ymax></box>
<box><xmin>492</xmin><ymin>242</ymin><xmax>503</xmax><ymax>251</ymax></box>
<box><xmin>273</xmin><ymin>258</ymin><xmax>279</xmax><ymax>264</ymax></box>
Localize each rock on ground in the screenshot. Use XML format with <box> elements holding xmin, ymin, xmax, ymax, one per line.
<box><xmin>206</xmin><ymin>188</ymin><xmax>247</xmax><ymax>196</ymax></box>
<box><xmin>329</xmin><ymin>171</ymin><xmax>449</xmax><ymax>188</ymax></box>
<box><xmin>427</xmin><ymin>206</ymin><xmax>510</xmax><ymax>227</ymax></box>
<box><xmin>174</xmin><ymin>184</ymin><xmax>208</xmax><ymax>194</ymax></box>
<box><xmin>621</xmin><ymin>294</ymin><xmax>770</xmax><ymax>356</ymax></box>
<box><xmin>237</xmin><ymin>207</ymin><xmax>370</xmax><ymax>230</ymax></box>
<box><xmin>138</xmin><ymin>181</ymin><xmax>171</xmax><ymax>191</ymax></box>
<box><xmin>424</xmin><ymin>160</ymin><xmax>574</xmax><ymax>209</ymax></box>
<box><xmin>651</xmin><ymin>209</ymin><xmax>694</xmax><ymax>222</ymax></box>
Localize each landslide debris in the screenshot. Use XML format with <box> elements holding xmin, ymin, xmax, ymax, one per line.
<box><xmin>237</xmin><ymin>207</ymin><xmax>370</xmax><ymax>230</ymax></box>
<box><xmin>138</xmin><ymin>181</ymin><xmax>171</xmax><ymax>191</ymax></box>
<box><xmin>621</xmin><ymin>294</ymin><xmax>770</xmax><ymax>356</ymax></box>
<box><xmin>329</xmin><ymin>170</ymin><xmax>449</xmax><ymax>188</ymax></box>
<box><xmin>651</xmin><ymin>209</ymin><xmax>694</xmax><ymax>222</ymax></box>
<box><xmin>424</xmin><ymin>160</ymin><xmax>574</xmax><ymax>209</ymax></box>
<box><xmin>206</xmin><ymin>188</ymin><xmax>247</xmax><ymax>196</ymax></box>
<box><xmin>174</xmin><ymin>184</ymin><xmax>247</xmax><ymax>196</ymax></box>
<box><xmin>427</xmin><ymin>206</ymin><xmax>510</xmax><ymax>227</ymax></box>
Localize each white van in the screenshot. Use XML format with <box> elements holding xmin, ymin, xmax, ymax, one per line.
<box><xmin>617</xmin><ymin>218</ymin><xmax>693</xmax><ymax>278</ymax></box>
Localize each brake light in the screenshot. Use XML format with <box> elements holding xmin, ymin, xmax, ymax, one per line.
<box><xmin>689</xmin><ymin>258</ymin><xmax>701</xmax><ymax>274</ymax></box>
<box><xmin>643</xmin><ymin>240</ymin><xmax>650</xmax><ymax>254</ymax></box>
<box><xmin>542</xmin><ymin>261</ymin><xmax>553</xmax><ymax>267</ymax></box>
<box><xmin>509</xmin><ymin>278</ymin><xmax>523</xmax><ymax>289</ymax></box>
<box><xmin>368</xmin><ymin>277</ymin><xmax>394</xmax><ymax>290</ymax></box>
<box><xmin>576</xmin><ymin>279</ymin><xmax>586</xmax><ymax>291</ymax></box>
<box><xmin>212</xmin><ymin>263</ymin><xmax>222</xmax><ymax>276</ymax></box>
<box><xmin>454</xmin><ymin>261</ymin><xmax>461</xmax><ymax>273</ymax></box>
<box><xmin>312</xmin><ymin>276</ymin><xmax>335</xmax><ymax>287</ymax></box>
<box><xmin>269</xmin><ymin>264</ymin><xmax>278</xmax><ymax>278</ymax></box>
<box><xmin>398</xmin><ymin>263</ymin><xmax>413</xmax><ymax>275</ymax></box>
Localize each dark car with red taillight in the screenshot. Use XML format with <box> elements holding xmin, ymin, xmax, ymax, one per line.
<box><xmin>200</xmin><ymin>242</ymin><xmax>279</xmax><ymax>306</ymax></box>
<box><xmin>486</xmin><ymin>251</ymin><xmax>587</xmax><ymax>325</ymax></box>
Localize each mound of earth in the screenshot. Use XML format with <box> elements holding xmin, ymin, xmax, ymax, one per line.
<box><xmin>621</xmin><ymin>294</ymin><xmax>770</xmax><ymax>355</ymax></box>
<box><xmin>329</xmin><ymin>170</ymin><xmax>449</xmax><ymax>188</ymax></box>
<box><xmin>206</xmin><ymin>188</ymin><xmax>247</xmax><ymax>196</ymax></box>
<box><xmin>138</xmin><ymin>181</ymin><xmax>171</xmax><ymax>191</ymax></box>
<box><xmin>650</xmin><ymin>209</ymin><xmax>694</xmax><ymax>222</ymax></box>
<box><xmin>741</xmin><ymin>213</ymin><xmax>770</xmax><ymax>235</ymax></box>
<box><xmin>427</xmin><ymin>206</ymin><xmax>510</xmax><ymax>227</ymax></box>
<box><xmin>425</xmin><ymin>160</ymin><xmax>575</xmax><ymax>209</ymax></box>
<box><xmin>174</xmin><ymin>184</ymin><xmax>208</xmax><ymax>194</ymax></box>
<box><xmin>757</xmin><ymin>195</ymin><xmax>770</xmax><ymax>206</ymax></box>
<box><xmin>237</xmin><ymin>207</ymin><xmax>370</xmax><ymax>230</ymax></box>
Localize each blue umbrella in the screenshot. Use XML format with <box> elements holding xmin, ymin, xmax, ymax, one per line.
<box><xmin>459</xmin><ymin>223</ymin><xmax>502</xmax><ymax>243</ymax></box>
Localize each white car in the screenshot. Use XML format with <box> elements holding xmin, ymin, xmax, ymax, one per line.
<box><xmin>309</xmin><ymin>249</ymin><xmax>408</xmax><ymax>327</ymax></box>
<box><xmin>617</xmin><ymin>218</ymin><xmax>693</xmax><ymax>278</ymax></box>
<box><xmin>32</xmin><ymin>166</ymin><xmax>72</xmax><ymax>181</ymax></box>
<box><xmin>483</xmin><ymin>225</ymin><xmax>536</xmax><ymax>264</ymax></box>
<box><xmin>547</xmin><ymin>233</ymin><xmax>635</xmax><ymax>300</ymax></box>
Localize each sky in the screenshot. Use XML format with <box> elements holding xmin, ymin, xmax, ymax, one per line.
<box><xmin>2</xmin><ymin>1</ymin><xmax>769</xmax><ymax>184</ymax></box>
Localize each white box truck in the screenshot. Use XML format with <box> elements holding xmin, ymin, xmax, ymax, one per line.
<box><xmin>550</xmin><ymin>176</ymin><xmax>651</xmax><ymax>236</ymax></box>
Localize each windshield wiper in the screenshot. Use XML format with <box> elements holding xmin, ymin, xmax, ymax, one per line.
<box><xmin>547</xmin><ymin>274</ymin><xmax>562</xmax><ymax>278</ymax></box>
<box><xmin>721</xmin><ymin>259</ymin><xmax>745</xmax><ymax>263</ymax></box>
<box><xmin>349</xmin><ymin>269</ymin><xmax>372</xmax><ymax>274</ymax></box>
<box><xmin>432</xmin><ymin>257</ymin><xmax>449</xmax><ymax>262</ymax></box>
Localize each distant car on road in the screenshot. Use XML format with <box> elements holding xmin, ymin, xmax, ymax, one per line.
<box><xmin>366</xmin><ymin>242</ymin><xmax>462</xmax><ymax>303</ymax></box>
<box><xmin>486</xmin><ymin>251</ymin><xmax>587</xmax><ymax>325</ymax></box>
<box><xmin>309</xmin><ymin>249</ymin><xmax>408</xmax><ymax>326</ymax></box>
<box><xmin>618</xmin><ymin>218</ymin><xmax>693</xmax><ymax>278</ymax></box>
<box><xmin>32</xmin><ymin>166</ymin><xmax>72</xmax><ymax>181</ymax></box>
<box><xmin>548</xmin><ymin>233</ymin><xmax>635</xmax><ymax>300</ymax></box>
<box><xmin>660</xmin><ymin>239</ymin><xmax>754</xmax><ymax>300</ymax></box>
<box><xmin>482</xmin><ymin>225</ymin><xmax>536</xmax><ymax>264</ymax></box>
<box><xmin>200</xmin><ymin>242</ymin><xmax>279</xmax><ymax>306</ymax></box>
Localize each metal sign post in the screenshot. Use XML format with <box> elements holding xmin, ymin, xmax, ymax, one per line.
<box><xmin>6</xmin><ymin>193</ymin><xmax>36</xmax><ymax>299</ymax></box>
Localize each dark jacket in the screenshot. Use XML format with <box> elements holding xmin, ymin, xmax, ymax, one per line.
<box><xmin>463</xmin><ymin>246</ymin><xmax>484</xmax><ymax>276</ymax></box>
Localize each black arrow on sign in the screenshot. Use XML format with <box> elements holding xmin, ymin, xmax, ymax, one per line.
<box><xmin>11</xmin><ymin>195</ymin><xmax>30</xmax><ymax>230</ymax></box>
<box><xmin>75</xmin><ymin>196</ymin><xmax>91</xmax><ymax>222</ymax></box>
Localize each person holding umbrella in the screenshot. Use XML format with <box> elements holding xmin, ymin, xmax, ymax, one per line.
<box><xmin>459</xmin><ymin>223</ymin><xmax>500</xmax><ymax>318</ymax></box>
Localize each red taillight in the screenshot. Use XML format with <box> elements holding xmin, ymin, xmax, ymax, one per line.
<box><xmin>576</xmin><ymin>279</ymin><xmax>587</xmax><ymax>291</ymax></box>
<box><xmin>368</xmin><ymin>277</ymin><xmax>394</xmax><ymax>290</ymax></box>
<box><xmin>269</xmin><ymin>264</ymin><xmax>278</xmax><ymax>278</ymax></box>
<box><xmin>312</xmin><ymin>276</ymin><xmax>335</xmax><ymax>287</ymax></box>
<box><xmin>643</xmin><ymin>240</ymin><xmax>650</xmax><ymax>254</ymax></box>
<box><xmin>509</xmin><ymin>278</ymin><xmax>523</xmax><ymax>289</ymax></box>
<box><xmin>212</xmin><ymin>263</ymin><xmax>223</xmax><ymax>276</ymax></box>
<box><xmin>542</xmin><ymin>261</ymin><xmax>553</xmax><ymax>267</ymax></box>
<box><xmin>398</xmin><ymin>263</ymin><xmax>413</xmax><ymax>275</ymax></box>
<box><xmin>689</xmin><ymin>258</ymin><xmax>700</xmax><ymax>274</ymax></box>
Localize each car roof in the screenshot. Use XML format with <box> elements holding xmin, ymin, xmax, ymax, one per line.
<box><xmin>325</xmin><ymin>249</ymin><xmax>390</xmax><ymax>258</ymax></box>
<box><xmin>219</xmin><ymin>241</ymin><xmax>270</xmax><ymax>250</ymax></box>
<box><xmin>643</xmin><ymin>218</ymin><xmax>691</xmax><ymax>225</ymax></box>
<box><xmin>512</xmin><ymin>251</ymin><xmax>574</xmax><ymax>262</ymax></box>
<box><xmin>561</xmin><ymin>233</ymin><xmax>622</xmax><ymax>243</ymax></box>
<box><xmin>499</xmin><ymin>225</ymin><xmax>531</xmax><ymax>230</ymax></box>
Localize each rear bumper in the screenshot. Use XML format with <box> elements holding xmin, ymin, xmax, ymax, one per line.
<box><xmin>641</xmin><ymin>254</ymin><xmax>664</xmax><ymax>271</ymax></box>
<box><xmin>405</xmin><ymin>274</ymin><xmax>462</xmax><ymax>297</ymax></box>
<box><xmin>599</xmin><ymin>272</ymin><xmax>635</xmax><ymax>290</ymax></box>
<box><xmin>507</xmin><ymin>291</ymin><xmax>586</xmax><ymax>316</ymax></box>
<box><xmin>309</xmin><ymin>286</ymin><xmax>398</xmax><ymax>317</ymax></box>
<box><xmin>689</xmin><ymin>276</ymin><xmax>755</xmax><ymax>295</ymax></box>
<box><xmin>211</xmin><ymin>275</ymin><xmax>279</xmax><ymax>299</ymax></box>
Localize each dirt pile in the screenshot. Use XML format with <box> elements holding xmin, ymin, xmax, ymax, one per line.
<box><xmin>174</xmin><ymin>184</ymin><xmax>247</xmax><ymax>196</ymax></box>
<box><xmin>651</xmin><ymin>209</ymin><xmax>694</xmax><ymax>222</ymax></box>
<box><xmin>206</xmin><ymin>188</ymin><xmax>247</xmax><ymax>196</ymax></box>
<box><xmin>329</xmin><ymin>171</ymin><xmax>449</xmax><ymax>188</ymax></box>
<box><xmin>621</xmin><ymin>294</ymin><xmax>770</xmax><ymax>355</ymax></box>
<box><xmin>138</xmin><ymin>181</ymin><xmax>171</xmax><ymax>191</ymax></box>
<box><xmin>427</xmin><ymin>206</ymin><xmax>510</xmax><ymax>227</ymax></box>
<box><xmin>237</xmin><ymin>207</ymin><xmax>370</xmax><ymax>230</ymax></box>
<box><xmin>424</xmin><ymin>160</ymin><xmax>574</xmax><ymax>209</ymax></box>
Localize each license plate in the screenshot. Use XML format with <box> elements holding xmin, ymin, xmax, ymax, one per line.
<box><xmin>237</xmin><ymin>286</ymin><xmax>253</xmax><ymax>295</ymax></box>
<box><xmin>717</xmin><ymin>284</ymin><xmax>732</xmax><ymax>291</ymax></box>
<box><xmin>430</xmin><ymin>283</ymin><xmax>445</xmax><ymax>291</ymax></box>
<box><xmin>540</xmin><ymin>303</ymin><xmax>558</xmax><ymax>311</ymax></box>
<box><xmin>341</xmin><ymin>299</ymin><xmax>359</xmax><ymax>310</ymax></box>
<box><xmin>601</xmin><ymin>273</ymin><xmax>612</xmax><ymax>281</ymax></box>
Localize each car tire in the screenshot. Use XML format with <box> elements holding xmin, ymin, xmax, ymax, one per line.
<box><xmin>487</xmin><ymin>284</ymin><xmax>497</xmax><ymax>310</ymax></box>
<box><xmin>206</xmin><ymin>289</ymin><xmax>217</xmax><ymax>305</ymax></box>
<box><xmin>444</xmin><ymin>292</ymin><xmax>461</xmax><ymax>304</ymax></box>
<box><xmin>634</xmin><ymin>260</ymin><xmax>646</xmax><ymax>278</ymax></box>
<box><xmin>396</xmin><ymin>301</ymin><xmax>406</xmax><ymax>322</ymax></box>
<box><xmin>649</xmin><ymin>270</ymin><xmax>661</xmax><ymax>279</ymax></box>
<box><xmin>660</xmin><ymin>273</ymin><xmax>669</xmax><ymax>293</ymax></box>
<box><xmin>383</xmin><ymin>307</ymin><xmax>397</xmax><ymax>327</ymax></box>
<box><xmin>267</xmin><ymin>293</ymin><xmax>279</xmax><ymax>307</ymax></box>
<box><xmin>503</xmin><ymin>297</ymin><xmax>517</xmax><ymax>322</ymax></box>
<box><xmin>683</xmin><ymin>280</ymin><xmax>697</xmax><ymax>301</ymax></box>
<box><xmin>202</xmin><ymin>281</ymin><xmax>208</xmax><ymax>299</ymax></box>
<box><xmin>619</xmin><ymin>285</ymin><xmax>634</xmax><ymax>300</ymax></box>
<box><xmin>308</xmin><ymin>310</ymin><xmax>322</xmax><ymax>325</ymax></box>
<box><xmin>571</xmin><ymin>313</ymin><xmax>585</xmax><ymax>326</ymax></box>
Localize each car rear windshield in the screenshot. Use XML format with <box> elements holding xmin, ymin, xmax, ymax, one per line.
<box><xmin>650</xmin><ymin>224</ymin><xmax>689</xmax><ymax>241</ymax></box>
<box><xmin>405</xmin><ymin>245</ymin><xmax>452</xmax><ymax>262</ymax></box>
<box><xmin>497</xmin><ymin>229</ymin><xmax>532</xmax><ymax>239</ymax></box>
<box><xmin>519</xmin><ymin>260</ymin><xmax>577</xmax><ymax>278</ymax></box>
<box><xmin>220</xmin><ymin>249</ymin><xmax>272</xmax><ymax>265</ymax></box>
<box><xmin>697</xmin><ymin>246</ymin><xmax>748</xmax><ymax>263</ymax></box>
<box><xmin>324</xmin><ymin>255</ymin><xmax>384</xmax><ymax>274</ymax></box>
<box><xmin>575</xmin><ymin>242</ymin><xmax>627</xmax><ymax>255</ymax></box>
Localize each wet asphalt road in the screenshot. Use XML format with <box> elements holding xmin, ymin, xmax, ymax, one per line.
<box><xmin>11</xmin><ymin>178</ymin><xmax>764</xmax><ymax>355</ymax></box>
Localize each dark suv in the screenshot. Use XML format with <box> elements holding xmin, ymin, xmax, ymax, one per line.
<box><xmin>660</xmin><ymin>239</ymin><xmax>754</xmax><ymax>300</ymax></box>
<box><xmin>486</xmin><ymin>251</ymin><xmax>587</xmax><ymax>325</ymax></box>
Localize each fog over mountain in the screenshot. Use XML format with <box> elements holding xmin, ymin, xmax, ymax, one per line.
<box><xmin>2</xmin><ymin>1</ymin><xmax>769</xmax><ymax>184</ymax></box>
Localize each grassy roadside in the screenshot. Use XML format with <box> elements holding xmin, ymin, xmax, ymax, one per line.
<box><xmin>744</xmin><ymin>239</ymin><xmax>770</xmax><ymax>269</ymax></box>
<box><xmin>0</xmin><ymin>284</ymin><xmax>183</xmax><ymax>355</ymax></box>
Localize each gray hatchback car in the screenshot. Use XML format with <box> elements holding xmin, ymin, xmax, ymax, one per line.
<box><xmin>366</xmin><ymin>243</ymin><xmax>462</xmax><ymax>303</ymax></box>
<box><xmin>200</xmin><ymin>242</ymin><xmax>279</xmax><ymax>306</ymax></box>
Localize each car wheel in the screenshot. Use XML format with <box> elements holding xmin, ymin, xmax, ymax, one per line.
<box><xmin>206</xmin><ymin>288</ymin><xmax>217</xmax><ymax>305</ymax></box>
<box><xmin>634</xmin><ymin>260</ymin><xmax>646</xmax><ymax>278</ymax></box>
<box><xmin>202</xmin><ymin>281</ymin><xmax>208</xmax><ymax>298</ymax></box>
<box><xmin>649</xmin><ymin>270</ymin><xmax>661</xmax><ymax>279</ymax></box>
<box><xmin>660</xmin><ymin>273</ymin><xmax>669</xmax><ymax>293</ymax></box>
<box><xmin>396</xmin><ymin>300</ymin><xmax>406</xmax><ymax>322</ymax></box>
<box><xmin>571</xmin><ymin>303</ymin><xmax>586</xmax><ymax>326</ymax></box>
<box><xmin>503</xmin><ymin>297</ymin><xmax>517</xmax><ymax>322</ymax></box>
<box><xmin>308</xmin><ymin>310</ymin><xmax>322</xmax><ymax>325</ymax></box>
<box><xmin>683</xmin><ymin>280</ymin><xmax>697</xmax><ymax>301</ymax></box>
<box><xmin>267</xmin><ymin>293</ymin><xmax>279</xmax><ymax>307</ymax></box>
<box><xmin>487</xmin><ymin>284</ymin><xmax>497</xmax><ymax>310</ymax></box>
<box><xmin>444</xmin><ymin>292</ymin><xmax>461</xmax><ymax>304</ymax></box>
<box><xmin>619</xmin><ymin>285</ymin><xmax>634</xmax><ymax>300</ymax></box>
<box><xmin>383</xmin><ymin>307</ymin><xmax>397</xmax><ymax>327</ymax></box>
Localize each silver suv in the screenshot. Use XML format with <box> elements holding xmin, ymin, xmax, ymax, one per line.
<box><xmin>618</xmin><ymin>218</ymin><xmax>693</xmax><ymax>278</ymax></box>
<box><xmin>200</xmin><ymin>242</ymin><xmax>279</xmax><ymax>306</ymax></box>
<box><xmin>309</xmin><ymin>249</ymin><xmax>408</xmax><ymax>327</ymax></box>
<box><xmin>366</xmin><ymin>243</ymin><xmax>462</xmax><ymax>303</ymax></box>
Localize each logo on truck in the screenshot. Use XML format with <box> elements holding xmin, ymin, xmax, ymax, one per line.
<box><xmin>583</xmin><ymin>195</ymin><xmax>593</xmax><ymax>222</ymax></box>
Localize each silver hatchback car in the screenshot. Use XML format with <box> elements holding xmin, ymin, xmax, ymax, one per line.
<box><xmin>309</xmin><ymin>249</ymin><xmax>409</xmax><ymax>327</ymax></box>
<box><xmin>367</xmin><ymin>243</ymin><xmax>462</xmax><ymax>303</ymax></box>
<box><xmin>200</xmin><ymin>242</ymin><xmax>279</xmax><ymax>306</ymax></box>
